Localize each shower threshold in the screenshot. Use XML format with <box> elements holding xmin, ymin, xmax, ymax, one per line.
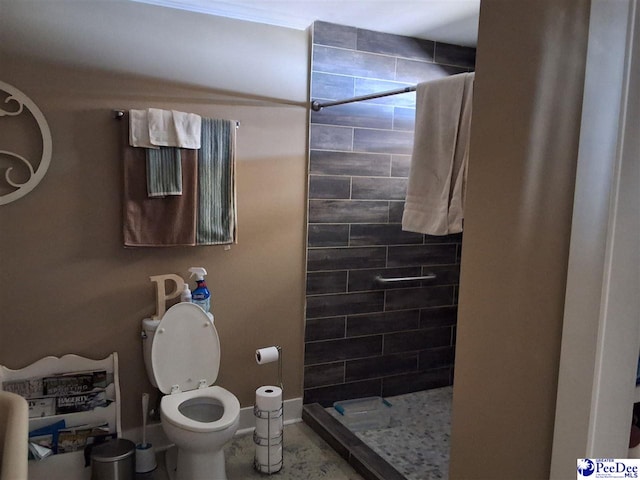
<box><xmin>303</xmin><ymin>387</ymin><xmax>453</xmax><ymax>480</ymax></box>
<box><xmin>302</xmin><ymin>403</ymin><xmax>405</xmax><ymax>480</ymax></box>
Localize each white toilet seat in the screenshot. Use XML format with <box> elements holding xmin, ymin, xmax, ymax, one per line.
<box><xmin>161</xmin><ymin>385</ymin><xmax>240</xmax><ymax>433</ymax></box>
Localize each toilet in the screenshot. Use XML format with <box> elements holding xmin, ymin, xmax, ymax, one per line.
<box><xmin>142</xmin><ymin>302</ymin><xmax>240</xmax><ymax>480</ymax></box>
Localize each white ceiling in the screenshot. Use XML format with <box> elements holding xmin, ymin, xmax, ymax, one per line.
<box><xmin>131</xmin><ymin>0</ymin><xmax>480</xmax><ymax>46</ymax></box>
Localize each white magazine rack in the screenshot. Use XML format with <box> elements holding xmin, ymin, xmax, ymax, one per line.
<box><xmin>0</xmin><ymin>353</ymin><xmax>120</xmax><ymax>480</ymax></box>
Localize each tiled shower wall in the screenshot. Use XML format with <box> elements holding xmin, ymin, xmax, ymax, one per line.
<box><xmin>304</xmin><ymin>21</ymin><xmax>476</xmax><ymax>406</ymax></box>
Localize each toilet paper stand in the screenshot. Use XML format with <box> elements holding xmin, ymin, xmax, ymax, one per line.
<box><xmin>254</xmin><ymin>345</ymin><xmax>283</xmax><ymax>474</ymax></box>
<box><xmin>253</xmin><ymin>402</ymin><xmax>283</xmax><ymax>474</ymax></box>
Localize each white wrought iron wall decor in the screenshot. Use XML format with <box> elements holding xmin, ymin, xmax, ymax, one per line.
<box><xmin>0</xmin><ymin>80</ymin><xmax>52</xmax><ymax>205</ymax></box>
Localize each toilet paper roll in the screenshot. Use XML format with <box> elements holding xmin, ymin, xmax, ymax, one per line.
<box><xmin>255</xmin><ymin>416</ymin><xmax>283</xmax><ymax>440</ymax></box>
<box><xmin>255</xmin><ymin>386</ymin><xmax>282</xmax><ymax>412</ymax></box>
<box><xmin>256</xmin><ymin>346</ymin><xmax>279</xmax><ymax>365</ymax></box>
<box><xmin>255</xmin><ymin>443</ymin><xmax>283</xmax><ymax>473</ymax></box>
<box><xmin>255</xmin><ymin>386</ymin><xmax>283</xmax><ymax>439</ymax></box>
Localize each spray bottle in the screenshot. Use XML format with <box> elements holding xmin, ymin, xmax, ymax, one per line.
<box><xmin>188</xmin><ymin>267</ymin><xmax>210</xmax><ymax>313</ymax></box>
<box><xmin>180</xmin><ymin>283</ymin><xmax>192</xmax><ymax>303</ymax></box>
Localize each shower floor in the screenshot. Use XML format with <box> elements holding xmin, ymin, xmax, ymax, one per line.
<box><xmin>327</xmin><ymin>386</ymin><xmax>453</xmax><ymax>480</ymax></box>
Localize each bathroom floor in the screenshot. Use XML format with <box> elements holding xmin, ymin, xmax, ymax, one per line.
<box><xmin>136</xmin><ymin>421</ymin><xmax>364</xmax><ymax>480</ymax></box>
<box><xmin>327</xmin><ymin>386</ymin><xmax>453</xmax><ymax>480</ymax></box>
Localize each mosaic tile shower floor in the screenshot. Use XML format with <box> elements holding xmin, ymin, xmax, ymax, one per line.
<box><xmin>327</xmin><ymin>386</ymin><xmax>453</xmax><ymax>480</ymax></box>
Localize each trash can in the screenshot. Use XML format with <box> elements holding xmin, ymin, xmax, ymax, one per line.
<box><xmin>89</xmin><ymin>439</ymin><xmax>136</xmax><ymax>480</ymax></box>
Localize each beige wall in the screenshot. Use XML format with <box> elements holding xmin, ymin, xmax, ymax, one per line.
<box><xmin>449</xmin><ymin>0</ymin><xmax>590</xmax><ymax>478</ymax></box>
<box><xmin>0</xmin><ymin>3</ymin><xmax>308</xmax><ymax>430</ymax></box>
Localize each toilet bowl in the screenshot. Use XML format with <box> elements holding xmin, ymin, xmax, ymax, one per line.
<box><xmin>143</xmin><ymin>302</ymin><xmax>240</xmax><ymax>480</ymax></box>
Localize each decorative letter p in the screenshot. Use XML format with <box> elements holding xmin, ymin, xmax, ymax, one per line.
<box><xmin>149</xmin><ymin>274</ymin><xmax>184</xmax><ymax>320</ymax></box>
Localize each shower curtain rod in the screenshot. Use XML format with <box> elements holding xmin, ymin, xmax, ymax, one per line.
<box><xmin>311</xmin><ymin>85</ymin><xmax>416</xmax><ymax>111</ymax></box>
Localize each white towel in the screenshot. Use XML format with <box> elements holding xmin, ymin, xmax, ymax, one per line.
<box><xmin>402</xmin><ymin>72</ymin><xmax>474</xmax><ymax>235</ymax></box>
<box><xmin>148</xmin><ymin>108</ymin><xmax>177</xmax><ymax>147</ymax></box>
<box><xmin>148</xmin><ymin>108</ymin><xmax>202</xmax><ymax>149</ymax></box>
<box><xmin>172</xmin><ymin>110</ymin><xmax>201</xmax><ymax>149</ymax></box>
<box><xmin>128</xmin><ymin>109</ymin><xmax>158</xmax><ymax>148</ymax></box>
<box><xmin>447</xmin><ymin>73</ymin><xmax>474</xmax><ymax>233</ymax></box>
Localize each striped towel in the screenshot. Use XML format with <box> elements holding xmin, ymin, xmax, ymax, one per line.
<box><xmin>146</xmin><ymin>147</ymin><xmax>182</xmax><ymax>197</ymax></box>
<box><xmin>197</xmin><ymin>118</ymin><xmax>237</xmax><ymax>245</ymax></box>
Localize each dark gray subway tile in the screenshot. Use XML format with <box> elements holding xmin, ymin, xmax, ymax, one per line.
<box><xmin>348</xmin><ymin>267</ymin><xmax>422</xmax><ymax>292</ymax></box>
<box><xmin>424</xmin><ymin>232</ymin><xmax>463</xmax><ymax>244</ymax></box>
<box><xmin>310</xmin><ymin>150</ymin><xmax>391</xmax><ymax>177</ymax></box>
<box><xmin>310</xmin><ymin>124</ymin><xmax>353</xmax><ymax>151</ymax></box>
<box><xmin>311</xmin><ymin>103</ymin><xmax>394</xmax><ymax>130</ymax></box>
<box><xmin>353</xmin><ymin>128</ymin><xmax>414</xmax><ymax>155</ymax></box>
<box><xmin>347</xmin><ymin>310</ymin><xmax>420</xmax><ymax>336</ymax></box>
<box><xmin>387</xmin><ymin>244</ymin><xmax>457</xmax><ymax>266</ymax></box>
<box><xmin>384</xmin><ymin>327</ymin><xmax>452</xmax><ymax>354</ymax></box>
<box><xmin>313</xmin><ymin>21</ymin><xmax>357</xmax><ymax>49</ymax></box>
<box><xmin>385</xmin><ymin>286</ymin><xmax>454</xmax><ymax>310</ymax></box>
<box><xmin>418</xmin><ymin>346</ymin><xmax>455</xmax><ymax>370</ymax></box>
<box><xmin>307</xmin><ymin>246</ymin><xmax>386</xmax><ymax>271</ymax></box>
<box><xmin>357</xmin><ymin>28</ymin><xmax>435</xmax><ymax>62</ymax></box>
<box><xmin>354</xmin><ymin>78</ymin><xmax>416</xmax><ymax>108</ymax></box>
<box><xmin>351</xmin><ymin>177</ymin><xmax>407</xmax><ymax>200</ymax></box>
<box><xmin>350</xmin><ymin>223</ymin><xmax>423</xmax><ymax>246</ymax></box>
<box><xmin>303</xmin><ymin>379</ymin><xmax>382</xmax><ymax>407</ymax></box>
<box><xmin>307</xmin><ymin>271</ymin><xmax>348</xmax><ymax>295</ymax></box>
<box><xmin>396</xmin><ymin>59</ymin><xmax>466</xmax><ymax>84</ymax></box>
<box><xmin>313</xmin><ymin>45</ymin><xmax>397</xmax><ymax>80</ymax></box>
<box><xmin>389</xmin><ymin>201</ymin><xmax>405</xmax><ymax>222</ymax></box>
<box><xmin>381</xmin><ymin>367</ymin><xmax>451</xmax><ymax>397</ymax></box>
<box><xmin>345</xmin><ymin>352</ymin><xmax>418</xmax><ymax>382</ymax></box>
<box><xmin>420</xmin><ymin>306</ymin><xmax>457</xmax><ymax>330</ymax></box>
<box><xmin>306</xmin><ymin>291</ymin><xmax>385</xmax><ymax>319</ymax></box>
<box><xmin>391</xmin><ymin>155</ymin><xmax>411</xmax><ymax>177</ymax></box>
<box><xmin>308</xmin><ymin>224</ymin><xmax>350</xmax><ymax>247</ymax></box>
<box><xmin>421</xmin><ymin>265</ymin><xmax>461</xmax><ymax>286</ymax></box>
<box><xmin>305</xmin><ymin>335</ymin><xmax>383</xmax><ymax>364</ymax></box>
<box><xmin>393</xmin><ymin>106</ymin><xmax>415</xmax><ymax>131</ymax></box>
<box><xmin>309</xmin><ymin>200</ymin><xmax>389</xmax><ymax>223</ymax></box>
<box><xmin>434</xmin><ymin>42</ymin><xmax>477</xmax><ymax>69</ymax></box>
<box><xmin>311</xmin><ymin>72</ymin><xmax>355</xmax><ymax>100</ymax></box>
<box><xmin>304</xmin><ymin>362</ymin><xmax>345</xmax><ymax>389</ymax></box>
<box><xmin>306</xmin><ymin>24</ymin><xmax>471</xmax><ymax>405</ymax></box>
<box><xmin>309</xmin><ymin>175</ymin><xmax>351</xmax><ymax>199</ymax></box>
<box><xmin>305</xmin><ymin>317</ymin><xmax>346</xmax><ymax>342</ymax></box>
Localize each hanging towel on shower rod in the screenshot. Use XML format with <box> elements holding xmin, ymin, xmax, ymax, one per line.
<box><xmin>402</xmin><ymin>72</ymin><xmax>474</xmax><ymax>236</ymax></box>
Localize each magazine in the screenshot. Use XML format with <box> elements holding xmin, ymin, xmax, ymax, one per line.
<box><xmin>57</xmin><ymin>423</ymin><xmax>110</xmax><ymax>453</ymax></box>
<box><xmin>27</xmin><ymin>397</ymin><xmax>56</xmax><ymax>418</ymax></box>
<box><xmin>56</xmin><ymin>391</ymin><xmax>108</xmax><ymax>414</ymax></box>
<box><xmin>43</xmin><ymin>370</ymin><xmax>107</xmax><ymax>396</ymax></box>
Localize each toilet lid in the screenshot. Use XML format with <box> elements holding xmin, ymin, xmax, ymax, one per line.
<box><xmin>151</xmin><ymin>302</ymin><xmax>220</xmax><ymax>395</ymax></box>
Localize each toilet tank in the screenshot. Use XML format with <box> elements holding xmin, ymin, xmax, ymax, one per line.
<box><xmin>141</xmin><ymin>318</ymin><xmax>161</xmax><ymax>388</ymax></box>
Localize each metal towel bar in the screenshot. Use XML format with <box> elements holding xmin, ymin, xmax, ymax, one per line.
<box><xmin>375</xmin><ymin>274</ymin><xmax>436</xmax><ymax>284</ymax></box>
<box><xmin>112</xmin><ymin>109</ymin><xmax>240</xmax><ymax>127</ymax></box>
